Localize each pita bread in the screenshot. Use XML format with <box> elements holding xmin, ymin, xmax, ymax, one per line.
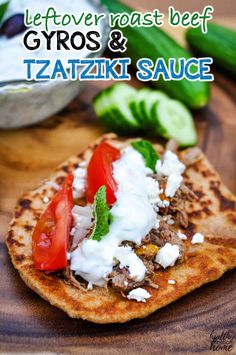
<box><xmin>6</xmin><ymin>134</ymin><xmax>236</xmax><ymax>323</ymax></box>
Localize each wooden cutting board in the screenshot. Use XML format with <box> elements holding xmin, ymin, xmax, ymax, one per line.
<box><xmin>0</xmin><ymin>12</ymin><xmax>236</xmax><ymax>354</ymax></box>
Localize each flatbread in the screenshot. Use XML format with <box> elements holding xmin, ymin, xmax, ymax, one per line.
<box><xmin>6</xmin><ymin>134</ymin><xmax>236</xmax><ymax>323</ymax></box>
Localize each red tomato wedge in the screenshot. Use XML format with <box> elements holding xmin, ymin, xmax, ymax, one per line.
<box><xmin>86</xmin><ymin>141</ymin><xmax>121</xmax><ymax>205</ymax></box>
<box><xmin>32</xmin><ymin>175</ymin><xmax>74</xmax><ymax>272</ymax></box>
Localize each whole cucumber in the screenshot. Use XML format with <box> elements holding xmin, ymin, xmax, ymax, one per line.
<box><xmin>186</xmin><ymin>23</ymin><xmax>236</xmax><ymax>76</ymax></box>
<box><xmin>101</xmin><ymin>0</ymin><xmax>210</xmax><ymax>109</ymax></box>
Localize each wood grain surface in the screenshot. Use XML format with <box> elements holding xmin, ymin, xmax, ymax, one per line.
<box><xmin>0</xmin><ymin>10</ymin><xmax>236</xmax><ymax>355</ymax></box>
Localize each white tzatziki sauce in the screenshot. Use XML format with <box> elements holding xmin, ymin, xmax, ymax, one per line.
<box><xmin>0</xmin><ymin>0</ymin><xmax>103</xmax><ymax>82</ymax></box>
<box><xmin>70</xmin><ymin>147</ymin><xmax>158</xmax><ymax>287</ymax></box>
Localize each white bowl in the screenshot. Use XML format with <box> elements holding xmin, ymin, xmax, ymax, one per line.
<box><xmin>0</xmin><ymin>0</ymin><xmax>109</xmax><ymax>129</ymax></box>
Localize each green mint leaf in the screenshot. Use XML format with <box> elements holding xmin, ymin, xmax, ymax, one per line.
<box><xmin>91</xmin><ymin>185</ymin><xmax>111</xmax><ymax>242</ymax></box>
<box><xmin>132</xmin><ymin>140</ymin><xmax>159</xmax><ymax>172</ymax></box>
<box><xmin>0</xmin><ymin>1</ymin><xmax>10</xmax><ymax>23</ymax></box>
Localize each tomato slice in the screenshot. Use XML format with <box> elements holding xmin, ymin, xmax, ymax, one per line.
<box><xmin>32</xmin><ymin>175</ymin><xmax>74</xmax><ymax>272</ymax></box>
<box><xmin>86</xmin><ymin>141</ymin><xmax>121</xmax><ymax>205</ymax></box>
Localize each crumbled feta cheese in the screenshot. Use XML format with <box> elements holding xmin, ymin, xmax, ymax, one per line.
<box><xmin>115</xmin><ymin>246</ymin><xmax>147</xmax><ymax>282</ymax></box>
<box><xmin>156</xmin><ymin>150</ymin><xmax>186</xmax><ymax>198</ymax></box>
<box><xmin>155</xmin><ymin>219</ymin><xmax>160</xmax><ymax>229</ymax></box>
<box><xmin>145</xmin><ymin>176</ymin><xmax>172</xmax><ymax>210</ymax></box>
<box><xmin>155</xmin><ymin>243</ymin><xmax>180</xmax><ymax>269</ymax></box>
<box><xmin>127</xmin><ymin>288</ymin><xmax>151</xmax><ymax>303</ymax></box>
<box><xmin>46</xmin><ymin>181</ymin><xmax>60</xmax><ymax>191</ymax></box>
<box><xmin>165</xmin><ymin>174</ymin><xmax>183</xmax><ymax>198</ymax></box>
<box><xmin>124</xmin><ymin>281</ymin><xmax>128</xmax><ymax>286</ymax></box>
<box><xmin>157</xmin><ymin>199</ymin><xmax>170</xmax><ymax>208</ymax></box>
<box><xmin>177</xmin><ymin>230</ymin><xmax>187</xmax><ymax>240</ymax></box>
<box><xmin>43</xmin><ymin>196</ymin><xmax>49</xmax><ymax>204</ymax></box>
<box><xmin>167</xmin><ymin>219</ymin><xmax>175</xmax><ymax>225</ymax></box>
<box><xmin>168</xmin><ymin>279</ymin><xmax>176</xmax><ymax>285</ymax></box>
<box><xmin>192</xmin><ymin>233</ymin><xmax>204</xmax><ymax>244</ymax></box>
<box><xmin>73</xmin><ymin>167</ymin><xmax>87</xmax><ymax>199</ymax></box>
<box><xmin>87</xmin><ymin>282</ymin><xmax>93</xmax><ymax>290</ymax></box>
<box><xmin>156</xmin><ymin>150</ymin><xmax>185</xmax><ymax>177</ymax></box>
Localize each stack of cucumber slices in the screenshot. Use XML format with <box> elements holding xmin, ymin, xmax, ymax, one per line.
<box><xmin>93</xmin><ymin>83</ymin><xmax>197</xmax><ymax>147</ymax></box>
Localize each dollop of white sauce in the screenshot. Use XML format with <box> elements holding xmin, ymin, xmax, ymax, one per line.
<box><xmin>146</xmin><ymin>176</ymin><xmax>161</xmax><ymax>204</ymax></box>
<box><xmin>0</xmin><ymin>0</ymin><xmax>103</xmax><ymax>82</ymax></box>
<box><xmin>70</xmin><ymin>147</ymin><xmax>157</xmax><ymax>286</ymax></box>
<box><xmin>156</xmin><ymin>150</ymin><xmax>186</xmax><ymax>198</ymax></box>
<box><xmin>191</xmin><ymin>233</ymin><xmax>204</xmax><ymax>244</ymax></box>
<box><xmin>127</xmin><ymin>288</ymin><xmax>151</xmax><ymax>303</ymax></box>
<box><xmin>155</xmin><ymin>243</ymin><xmax>180</xmax><ymax>269</ymax></box>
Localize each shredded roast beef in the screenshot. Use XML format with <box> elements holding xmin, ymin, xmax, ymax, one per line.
<box><xmin>108</xmin><ymin>268</ymin><xmax>146</xmax><ymax>292</ymax></box>
<box><xmin>153</xmin><ymin>177</ymin><xmax>197</xmax><ymax>228</ymax></box>
<box><xmin>149</xmin><ymin>221</ymin><xmax>185</xmax><ymax>260</ymax></box>
<box><xmin>168</xmin><ymin>183</ymin><xmax>197</xmax><ymax>228</ymax></box>
<box><xmin>108</xmin><ymin>259</ymin><xmax>158</xmax><ymax>292</ymax></box>
<box><xmin>176</xmin><ymin>210</ymin><xmax>188</xmax><ymax>228</ymax></box>
<box><xmin>179</xmin><ymin>184</ymin><xmax>197</xmax><ymax>200</ymax></box>
<box><xmin>63</xmin><ymin>267</ymin><xmax>88</xmax><ymax>291</ymax></box>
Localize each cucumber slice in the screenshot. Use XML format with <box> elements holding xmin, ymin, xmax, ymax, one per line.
<box><xmin>93</xmin><ymin>83</ymin><xmax>142</xmax><ymax>134</ymax></box>
<box><xmin>140</xmin><ymin>91</ymin><xmax>168</xmax><ymax>128</ymax></box>
<box><xmin>152</xmin><ymin>99</ymin><xmax>197</xmax><ymax>147</ymax></box>
<box><xmin>93</xmin><ymin>90</ymin><xmax>123</xmax><ymax>133</ymax></box>
<box><xmin>106</xmin><ymin>83</ymin><xmax>142</xmax><ymax>133</ymax></box>
<box><xmin>129</xmin><ymin>88</ymin><xmax>152</xmax><ymax>126</ymax></box>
